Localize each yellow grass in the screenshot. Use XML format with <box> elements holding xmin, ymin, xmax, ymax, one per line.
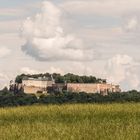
<box><xmin>0</xmin><ymin>103</ymin><xmax>140</xmax><ymax>140</ymax></box>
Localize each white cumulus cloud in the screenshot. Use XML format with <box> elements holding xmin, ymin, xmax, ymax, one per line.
<box><xmin>20</xmin><ymin>67</ymin><xmax>39</xmax><ymax>74</ymax></box>
<box><xmin>105</xmin><ymin>54</ymin><xmax>140</xmax><ymax>90</ymax></box>
<box><xmin>123</xmin><ymin>16</ymin><xmax>140</xmax><ymax>32</ymax></box>
<box><xmin>21</xmin><ymin>1</ymin><xmax>94</xmax><ymax>61</ymax></box>
<box><xmin>0</xmin><ymin>47</ymin><xmax>11</xmax><ymax>58</ymax></box>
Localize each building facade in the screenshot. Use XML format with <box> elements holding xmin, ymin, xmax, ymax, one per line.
<box><xmin>66</xmin><ymin>83</ymin><xmax>121</xmax><ymax>95</ymax></box>
<box><xmin>22</xmin><ymin>77</ymin><xmax>54</xmax><ymax>94</ymax></box>
<box><xmin>21</xmin><ymin>77</ymin><xmax>121</xmax><ymax>95</ymax></box>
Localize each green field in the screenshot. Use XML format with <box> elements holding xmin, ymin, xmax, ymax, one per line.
<box><xmin>0</xmin><ymin>103</ymin><xmax>140</xmax><ymax>140</ymax></box>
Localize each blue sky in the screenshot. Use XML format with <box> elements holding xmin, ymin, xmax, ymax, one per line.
<box><xmin>0</xmin><ymin>0</ymin><xmax>140</xmax><ymax>90</ymax></box>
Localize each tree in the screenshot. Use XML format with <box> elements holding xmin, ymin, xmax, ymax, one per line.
<box><xmin>15</xmin><ymin>73</ymin><xmax>106</xmax><ymax>84</ymax></box>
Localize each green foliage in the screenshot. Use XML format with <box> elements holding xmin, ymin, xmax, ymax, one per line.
<box><xmin>15</xmin><ymin>74</ymin><xmax>26</xmax><ymax>83</ymax></box>
<box><xmin>1</xmin><ymin>89</ymin><xmax>140</xmax><ymax>107</ymax></box>
<box><xmin>39</xmin><ymin>91</ymin><xmax>140</xmax><ymax>104</ymax></box>
<box><xmin>0</xmin><ymin>93</ymin><xmax>38</xmax><ymax>107</ymax></box>
<box><xmin>15</xmin><ymin>73</ymin><xmax>106</xmax><ymax>84</ymax></box>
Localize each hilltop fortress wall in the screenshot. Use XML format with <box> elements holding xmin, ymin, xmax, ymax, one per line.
<box><xmin>67</xmin><ymin>83</ymin><xmax>121</xmax><ymax>95</ymax></box>
<box><xmin>12</xmin><ymin>77</ymin><xmax>121</xmax><ymax>95</ymax></box>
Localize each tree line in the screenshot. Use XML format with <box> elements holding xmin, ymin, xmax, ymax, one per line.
<box><xmin>15</xmin><ymin>73</ymin><xmax>106</xmax><ymax>84</ymax></box>
<box><xmin>0</xmin><ymin>88</ymin><xmax>140</xmax><ymax>107</ymax></box>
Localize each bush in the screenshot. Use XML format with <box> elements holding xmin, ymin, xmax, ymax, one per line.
<box><xmin>0</xmin><ymin>94</ymin><xmax>38</xmax><ymax>107</ymax></box>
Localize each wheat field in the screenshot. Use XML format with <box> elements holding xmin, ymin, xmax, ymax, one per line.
<box><xmin>0</xmin><ymin>103</ymin><xmax>140</xmax><ymax>140</ymax></box>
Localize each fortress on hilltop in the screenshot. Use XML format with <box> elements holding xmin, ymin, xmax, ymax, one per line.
<box><xmin>16</xmin><ymin>77</ymin><xmax>121</xmax><ymax>96</ymax></box>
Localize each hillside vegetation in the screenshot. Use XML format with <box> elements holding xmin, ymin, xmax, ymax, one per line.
<box><xmin>0</xmin><ymin>103</ymin><xmax>140</xmax><ymax>140</ymax></box>
<box><xmin>15</xmin><ymin>73</ymin><xmax>106</xmax><ymax>83</ymax></box>
<box><xmin>1</xmin><ymin>89</ymin><xmax>140</xmax><ymax>107</ymax></box>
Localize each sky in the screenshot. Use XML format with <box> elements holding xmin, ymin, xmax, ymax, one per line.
<box><xmin>0</xmin><ymin>0</ymin><xmax>140</xmax><ymax>90</ymax></box>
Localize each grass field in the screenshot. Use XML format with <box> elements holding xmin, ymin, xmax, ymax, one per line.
<box><xmin>0</xmin><ymin>103</ymin><xmax>140</xmax><ymax>140</ymax></box>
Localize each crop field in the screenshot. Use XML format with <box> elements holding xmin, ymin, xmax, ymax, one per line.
<box><xmin>0</xmin><ymin>103</ymin><xmax>140</xmax><ymax>140</ymax></box>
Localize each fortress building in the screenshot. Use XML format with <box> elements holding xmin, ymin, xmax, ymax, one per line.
<box><xmin>22</xmin><ymin>77</ymin><xmax>54</xmax><ymax>94</ymax></box>
<box><xmin>66</xmin><ymin>83</ymin><xmax>121</xmax><ymax>96</ymax></box>
<box><xmin>21</xmin><ymin>77</ymin><xmax>121</xmax><ymax>95</ymax></box>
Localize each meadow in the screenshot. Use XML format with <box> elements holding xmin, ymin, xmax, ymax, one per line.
<box><xmin>0</xmin><ymin>103</ymin><xmax>140</xmax><ymax>140</ymax></box>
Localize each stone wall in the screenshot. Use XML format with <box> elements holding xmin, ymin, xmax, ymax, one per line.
<box><xmin>22</xmin><ymin>79</ymin><xmax>121</xmax><ymax>95</ymax></box>
<box><xmin>23</xmin><ymin>86</ymin><xmax>46</xmax><ymax>94</ymax></box>
<box><xmin>67</xmin><ymin>83</ymin><xmax>121</xmax><ymax>95</ymax></box>
<box><xmin>67</xmin><ymin>83</ymin><xmax>99</xmax><ymax>93</ymax></box>
<box><xmin>22</xmin><ymin>79</ymin><xmax>54</xmax><ymax>94</ymax></box>
<box><xmin>22</xmin><ymin>80</ymin><xmax>48</xmax><ymax>88</ymax></box>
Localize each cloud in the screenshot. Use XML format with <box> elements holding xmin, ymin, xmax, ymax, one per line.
<box><xmin>0</xmin><ymin>8</ymin><xmax>26</xmax><ymax>17</ymax></box>
<box><xmin>0</xmin><ymin>73</ymin><xmax>8</xmax><ymax>80</ymax></box>
<box><xmin>21</xmin><ymin>66</ymin><xmax>64</xmax><ymax>75</ymax></box>
<box><xmin>105</xmin><ymin>54</ymin><xmax>132</xmax><ymax>83</ymax></box>
<box><xmin>61</xmin><ymin>0</ymin><xmax>140</xmax><ymax>16</ymax></box>
<box><xmin>21</xmin><ymin>1</ymin><xmax>95</xmax><ymax>61</ymax></box>
<box><xmin>125</xmin><ymin>17</ymin><xmax>138</xmax><ymax>31</ymax></box>
<box><xmin>0</xmin><ymin>47</ymin><xmax>11</xmax><ymax>58</ymax></box>
<box><xmin>0</xmin><ymin>73</ymin><xmax>9</xmax><ymax>89</ymax></box>
<box><xmin>105</xmin><ymin>54</ymin><xmax>140</xmax><ymax>90</ymax></box>
<box><xmin>121</xmin><ymin>16</ymin><xmax>140</xmax><ymax>32</ymax></box>
<box><xmin>0</xmin><ymin>20</ymin><xmax>22</xmax><ymax>34</ymax></box>
<box><xmin>1</xmin><ymin>0</ymin><xmax>140</xmax><ymax>91</ymax></box>
<box><xmin>20</xmin><ymin>67</ymin><xmax>39</xmax><ymax>74</ymax></box>
<box><xmin>47</xmin><ymin>67</ymin><xmax>64</xmax><ymax>74</ymax></box>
